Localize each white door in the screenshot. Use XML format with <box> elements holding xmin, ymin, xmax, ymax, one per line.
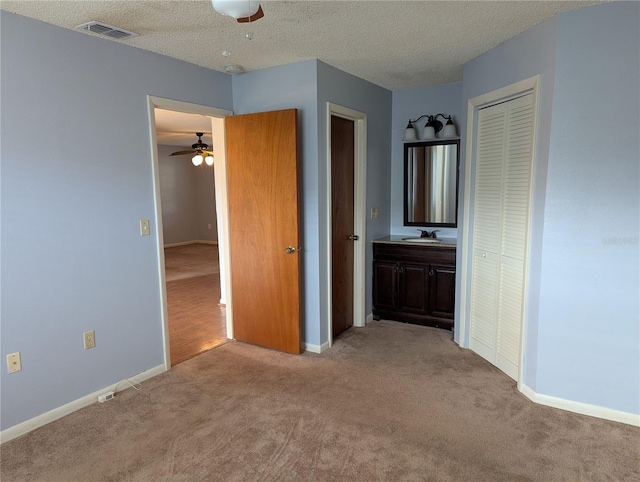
<box><xmin>469</xmin><ymin>92</ymin><xmax>535</xmax><ymax>380</ymax></box>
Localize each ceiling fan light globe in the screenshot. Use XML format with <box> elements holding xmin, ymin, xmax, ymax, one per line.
<box><xmin>192</xmin><ymin>154</ymin><xmax>204</xmax><ymax>166</ymax></box>
<box><xmin>212</xmin><ymin>0</ymin><xmax>260</xmax><ymax>19</ymax></box>
<box><xmin>205</xmin><ymin>155</ymin><xmax>214</xmax><ymax>166</ymax></box>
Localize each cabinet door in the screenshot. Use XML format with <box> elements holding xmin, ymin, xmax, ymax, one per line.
<box><xmin>427</xmin><ymin>264</ymin><xmax>456</xmax><ymax>319</ymax></box>
<box><xmin>373</xmin><ymin>261</ymin><xmax>398</xmax><ymax>311</ymax></box>
<box><xmin>398</xmin><ymin>263</ymin><xmax>429</xmax><ymax>315</ymax></box>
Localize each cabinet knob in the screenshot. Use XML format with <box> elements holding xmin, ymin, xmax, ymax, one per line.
<box><xmin>429</xmin><ymin>269</ymin><xmax>435</xmax><ymax>277</ymax></box>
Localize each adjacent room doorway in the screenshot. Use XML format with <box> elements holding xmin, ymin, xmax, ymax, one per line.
<box><xmin>149</xmin><ymin>98</ymin><xmax>304</xmax><ymax>366</ymax></box>
<box><xmin>148</xmin><ymin>97</ymin><xmax>233</xmax><ymax>370</ymax></box>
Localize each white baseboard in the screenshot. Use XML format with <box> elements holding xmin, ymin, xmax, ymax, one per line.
<box><xmin>520</xmin><ymin>384</ymin><xmax>640</xmax><ymax>427</ymax></box>
<box><xmin>303</xmin><ymin>341</ymin><xmax>331</xmax><ymax>354</ymax></box>
<box><xmin>164</xmin><ymin>240</ymin><xmax>218</xmax><ymax>248</ymax></box>
<box><xmin>0</xmin><ymin>364</ymin><xmax>166</xmax><ymax>444</ymax></box>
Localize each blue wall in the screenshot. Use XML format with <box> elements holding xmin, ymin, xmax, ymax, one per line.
<box><xmin>461</xmin><ymin>1</ymin><xmax>639</xmax><ymax>415</ymax></box>
<box><xmin>231</xmin><ymin>60</ymin><xmax>322</xmax><ymax>345</ymax></box>
<box><xmin>537</xmin><ymin>2</ymin><xmax>640</xmax><ymax>414</ymax></box>
<box><xmin>232</xmin><ymin>60</ymin><xmax>392</xmax><ymax>346</ymax></box>
<box><xmin>460</xmin><ymin>5</ymin><xmax>558</xmax><ymax>372</ymax></box>
<box><xmin>2</xmin><ymin>1</ymin><xmax>638</xmax><ymax>434</ymax></box>
<box><xmin>391</xmin><ymin>82</ymin><xmax>463</xmax><ymax>238</ymax></box>
<box><xmin>316</xmin><ymin>61</ymin><xmax>392</xmax><ymax>340</ymax></box>
<box><xmin>0</xmin><ymin>12</ymin><xmax>233</xmax><ymax>430</ymax></box>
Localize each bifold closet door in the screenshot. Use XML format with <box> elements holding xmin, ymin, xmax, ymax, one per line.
<box><xmin>470</xmin><ymin>93</ymin><xmax>534</xmax><ymax>380</ymax></box>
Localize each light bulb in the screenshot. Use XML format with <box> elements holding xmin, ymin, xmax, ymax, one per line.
<box><xmin>192</xmin><ymin>154</ymin><xmax>203</xmax><ymax>166</ymax></box>
<box><xmin>205</xmin><ymin>155</ymin><xmax>214</xmax><ymax>166</ymax></box>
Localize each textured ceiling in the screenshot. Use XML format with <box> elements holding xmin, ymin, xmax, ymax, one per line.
<box><xmin>154</xmin><ymin>109</ymin><xmax>213</xmax><ymax>147</ymax></box>
<box><xmin>2</xmin><ymin>0</ymin><xmax>603</xmax><ymax>91</ymax></box>
<box><xmin>3</xmin><ymin>0</ymin><xmax>603</xmax><ymax>145</ymax></box>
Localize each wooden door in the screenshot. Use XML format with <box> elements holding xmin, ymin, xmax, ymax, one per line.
<box><xmin>331</xmin><ymin>115</ymin><xmax>355</xmax><ymax>337</ymax></box>
<box><xmin>225</xmin><ymin>109</ymin><xmax>301</xmax><ymax>354</ymax></box>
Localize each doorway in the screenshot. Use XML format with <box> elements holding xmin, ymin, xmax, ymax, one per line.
<box><xmin>331</xmin><ymin>115</ymin><xmax>355</xmax><ymax>337</ymax></box>
<box><xmin>326</xmin><ymin>103</ymin><xmax>367</xmax><ymax>348</ymax></box>
<box><xmin>147</xmin><ymin>96</ymin><xmax>233</xmax><ymax>370</ymax></box>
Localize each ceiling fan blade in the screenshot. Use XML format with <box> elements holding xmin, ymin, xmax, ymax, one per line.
<box><xmin>237</xmin><ymin>4</ymin><xmax>263</xmax><ymax>23</ymax></box>
<box><xmin>169</xmin><ymin>150</ymin><xmax>195</xmax><ymax>156</ymax></box>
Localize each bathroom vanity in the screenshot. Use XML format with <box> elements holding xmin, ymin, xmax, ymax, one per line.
<box><xmin>372</xmin><ymin>236</ymin><xmax>456</xmax><ymax>330</ymax></box>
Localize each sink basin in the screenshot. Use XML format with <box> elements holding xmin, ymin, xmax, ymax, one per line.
<box><xmin>402</xmin><ymin>238</ymin><xmax>441</xmax><ymax>243</ymax></box>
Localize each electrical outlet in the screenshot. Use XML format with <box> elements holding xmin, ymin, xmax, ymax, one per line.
<box><xmin>7</xmin><ymin>352</ymin><xmax>22</xmax><ymax>374</ymax></box>
<box><xmin>207</xmin><ymin>223</ymin><xmax>212</xmax><ymax>230</ymax></box>
<box><xmin>84</xmin><ymin>331</ymin><xmax>96</xmax><ymax>350</ymax></box>
<box><xmin>98</xmin><ymin>391</ymin><xmax>114</xmax><ymax>403</ymax></box>
<box><xmin>371</xmin><ymin>207</ymin><xmax>379</xmax><ymax>219</ymax></box>
<box><xmin>139</xmin><ymin>219</ymin><xmax>150</xmax><ymax>236</ymax></box>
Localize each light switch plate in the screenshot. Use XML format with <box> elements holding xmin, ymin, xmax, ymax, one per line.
<box><xmin>140</xmin><ymin>219</ymin><xmax>150</xmax><ymax>236</ymax></box>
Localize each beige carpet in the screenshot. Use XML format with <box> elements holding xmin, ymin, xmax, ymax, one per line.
<box><xmin>1</xmin><ymin>321</ymin><xmax>638</xmax><ymax>481</ymax></box>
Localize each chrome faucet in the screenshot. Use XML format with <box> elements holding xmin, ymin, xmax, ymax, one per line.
<box><xmin>418</xmin><ymin>229</ymin><xmax>440</xmax><ymax>239</ymax></box>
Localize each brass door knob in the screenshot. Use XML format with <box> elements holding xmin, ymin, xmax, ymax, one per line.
<box><xmin>285</xmin><ymin>246</ymin><xmax>297</xmax><ymax>254</ymax></box>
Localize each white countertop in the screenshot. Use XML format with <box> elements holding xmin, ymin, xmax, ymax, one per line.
<box><xmin>373</xmin><ymin>235</ymin><xmax>457</xmax><ymax>249</ymax></box>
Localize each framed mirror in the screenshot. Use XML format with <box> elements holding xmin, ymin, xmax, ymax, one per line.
<box><xmin>404</xmin><ymin>139</ymin><xmax>460</xmax><ymax>227</ymax></box>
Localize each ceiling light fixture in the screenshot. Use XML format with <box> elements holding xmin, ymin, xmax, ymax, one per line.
<box><xmin>403</xmin><ymin>114</ymin><xmax>457</xmax><ymax>141</ymax></box>
<box><xmin>212</xmin><ymin>0</ymin><xmax>260</xmax><ymax>20</ymax></box>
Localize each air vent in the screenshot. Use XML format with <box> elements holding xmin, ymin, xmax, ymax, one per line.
<box><xmin>76</xmin><ymin>21</ymin><xmax>139</xmax><ymax>40</ymax></box>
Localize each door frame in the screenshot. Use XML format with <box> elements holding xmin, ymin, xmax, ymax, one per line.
<box><xmin>326</xmin><ymin>102</ymin><xmax>367</xmax><ymax>348</ymax></box>
<box><xmin>147</xmin><ymin>96</ymin><xmax>233</xmax><ymax>370</ymax></box>
<box><xmin>458</xmin><ymin>76</ymin><xmax>539</xmax><ymax>388</ymax></box>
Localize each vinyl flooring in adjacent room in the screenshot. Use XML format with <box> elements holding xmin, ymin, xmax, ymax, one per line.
<box><xmin>164</xmin><ymin>243</ymin><xmax>226</xmax><ymax>365</ymax></box>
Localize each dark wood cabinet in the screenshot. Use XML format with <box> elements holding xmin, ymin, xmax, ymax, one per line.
<box><xmin>373</xmin><ymin>242</ymin><xmax>456</xmax><ymax>330</ymax></box>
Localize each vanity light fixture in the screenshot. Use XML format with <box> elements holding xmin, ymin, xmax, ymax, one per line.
<box><xmin>403</xmin><ymin>113</ymin><xmax>457</xmax><ymax>141</ymax></box>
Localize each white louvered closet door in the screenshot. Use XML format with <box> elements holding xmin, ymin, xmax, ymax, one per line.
<box><xmin>470</xmin><ymin>93</ymin><xmax>534</xmax><ymax>380</ymax></box>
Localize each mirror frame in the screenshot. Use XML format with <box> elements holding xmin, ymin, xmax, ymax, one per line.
<box><xmin>403</xmin><ymin>139</ymin><xmax>460</xmax><ymax>228</ymax></box>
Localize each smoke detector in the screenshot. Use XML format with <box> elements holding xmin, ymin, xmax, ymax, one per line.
<box><xmin>76</xmin><ymin>21</ymin><xmax>139</xmax><ymax>40</ymax></box>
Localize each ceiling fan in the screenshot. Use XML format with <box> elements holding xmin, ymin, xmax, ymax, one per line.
<box><xmin>170</xmin><ymin>133</ymin><xmax>214</xmax><ymax>166</ymax></box>
<box><xmin>211</xmin><ymin>0</ymin><xmax>264</xmax><ymax>23</ymax></box>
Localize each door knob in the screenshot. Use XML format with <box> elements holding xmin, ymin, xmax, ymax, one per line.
<box><xmin>285</xmin><ymin>246</ymin><xmax>297</xmax><ymax>254</ymax></box>
<box><xmin>348</xmin><ymin>234</ymin><xmax>359</xmax><ymax>241</ymax></box>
